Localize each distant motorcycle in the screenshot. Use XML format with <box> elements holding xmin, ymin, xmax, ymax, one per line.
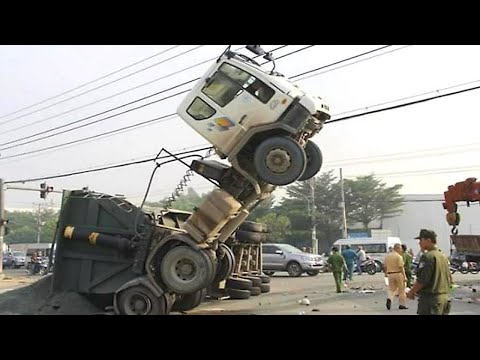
<box><xmin>353</xmin><ymin>258</ymin><xmax>377</xmax><ymax>275</ymax></box>
<box><xmin>27</xmin><ymin>257</ymin><xmax>50</xmax><ymax>276</ymax></box>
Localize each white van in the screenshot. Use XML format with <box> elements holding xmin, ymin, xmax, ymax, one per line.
<box><xmin>332</xmin><ymin>237</ymin><xmax>402</xmax><ymax>270</ymax></box>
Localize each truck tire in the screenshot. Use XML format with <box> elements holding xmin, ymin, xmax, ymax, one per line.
<box><xmin>235</xmin><ymin>230</ymin><xmax>267</xmax><ymax>243</ymax></box>
<box><xmin>239</xmin><ymin>275</ymin><xmax>262</xmax><ymax>287</ymax></box>
<box><xmin>298</xmin><ymin>141</ymin><xmax>322</xmax><ymax>181</ymax></box>
<box><xmin>172</xmin><ymin>288</ymin><xmax>207</xmax><ymax>312</ymax></box>
<box><xmin>259</xmin><ymin>283</ymin><xmax>271</xmax><ymax>293</ymax></box>
<box><xmin>239</xmin><ymin>221</ymin><xmax>269</xmax><ymax>233</ymax></box>
<box><xmin>116</xmin><ymin>285</ymin><xmax>168</xmax><ymax>315</ymax></box>
<box><xmin>249</xmin><ymin>286</ymin><xmax>261</xmax><ymax>296</ymax></box>
<box><xmin>257</xmin><ymin>274</ymin><xmax>271</xmax><ymax>283</ymax></box>
<box><xmin>226</xmin><ymin>288</ymin><xmax>251</xmax><ymax>300</ymax></box>
<box><xmin>160</xmin><ymin>246</ymin><xmax>214</xmax><ymax>294</ymax></box>
<box><xmin>226</xmin><ymin>277</ymin><xmax>252</xmax><ymax>290</ymax></box>
<box><xmin>254</xmin><ymin>136</ymin><xmax>307</xmax><ymax>186</ymax></box>
<box><xmin>213</xmin><ymin>244</ymin><xmax>235</xmax><ymax>283</ymax></box>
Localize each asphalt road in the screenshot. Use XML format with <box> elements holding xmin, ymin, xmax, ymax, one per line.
<box><xmin>1</xmin><ymin>268</ymin><xmax>479</xmax><ymax>315</ymax></box>
<box><xmin>184</xmin><ymin>272</ymin><xmax>480</xmax><ymax>315</ymax></box>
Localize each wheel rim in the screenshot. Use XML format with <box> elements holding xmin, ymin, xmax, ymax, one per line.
<box><xmin>160</xmin><ymin>246</ymin><xmax>213</xmax><ymax>294</ymax></box>
<box><xmin>265</xmin><ymin>148</ymin><xmax>291</xmax><ymax>174</ymax></box>
<box><xmin>124</xmin><ymin>292</ymin><xmax>153</xmax><ymax>315</ymax></box>
<box><xmin>288</xmin><ymin>263</ymin><xmax>301</xmax><ymax>276</ymax></box>
<box><xmin>174</xmin><ymin>258</ymin><xmax>197</xmax><ymax>282</ymax></box>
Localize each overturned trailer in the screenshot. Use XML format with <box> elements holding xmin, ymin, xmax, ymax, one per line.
<box><xmin>51</xmin><ymin>186</ymin><xmax>270</xmax><ymax>314</ymax></box>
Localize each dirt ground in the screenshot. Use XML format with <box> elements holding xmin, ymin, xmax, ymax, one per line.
<box><xmin>0</xmin><ymin>275</ymin><xmax>103</xmax><ymax>315</ymax></box>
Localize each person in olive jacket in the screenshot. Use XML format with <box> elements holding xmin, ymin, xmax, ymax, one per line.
<box><xmin>407</xmin><ymin>229</ymin><xmax>453</xmax><ymax>315</ymax></box>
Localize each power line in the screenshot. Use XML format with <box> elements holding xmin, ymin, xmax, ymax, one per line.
<box><xmin>0</xmin><ymin>46</ymin><xmax>289</xmax><ymax>146</ymax></box>
<box><xmin>325</xmin><ymin>142</ymin><xmax>480</xmax><ymax>167</ymax></box>
<box><xmin>0</xmin><ymin>49</ymin><xmax>231</xmax><ymax>137</ymax></box>
<box><xmin>326</xmin><ymin>83</ymin><xmax>480</xmax><ymax>125</ymax></box>
<box><xmin>289</xmin><ymin>45</ymin><xmax>391</xmax><ymax>79</ymax></box>
<box><xmin>0</xmin><ymin>44</ymin><xmax>383</xmax><ymax>153</ymax></box>
<box><xmin>0</xmin><ymin>112</ymin><xmax>177</xmax><ymax>161</ymax></box>
<box><xmin>0</xmin><ymin>46</ymin><xmax>293</xmax><ymax>151</ymax></box>
<box><xmin>4</xmin><ymin>146</ymin><xmax>213</xmax><ymax>184</ymax></box>
<box><xmin>0</xmin><ymin>45</ymin><xmax>205</xmax><ymax>128</ymax></box>
<box><xmin>333</xmin><ymin>78</ymin><xmax>480</xmax><ymax>117</ymax></box>
<box><xmin>0</xmin><ymin>88</ymin><xmax>191</xmax><ymax>151</ymax></box>
<box><xmin>293</xmin><ymin>45</ymin><xmax>412</xmax><ymax>82</ymax></box>
<box><xmin>0</xmin><ymin>45</ymin><xmax>181</xmax><ymax>122</ymax></box>
<box><xmin>15</xmin><ymin>143</ymin><xmax>210</xmax><ymax>182</ymax></box>
<box><xmin>4</xmin><ymin>75</ymin><xmax>479</xmax><ymax>164</ymax></box>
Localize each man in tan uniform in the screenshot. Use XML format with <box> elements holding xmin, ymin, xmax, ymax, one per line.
<box><xmin>383</xmin><ymin>243</ymin><xmax>408</xmax><ymax>310</ymax></box>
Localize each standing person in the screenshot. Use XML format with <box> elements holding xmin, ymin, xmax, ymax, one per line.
<box><xmin>327</xmin><ymin>246</ymin><xmax>347</xmax><ymax>293</ymax></box>
<box><xmin>401</xmin><ymin>244</ymin><xmax>413</xmax><ymax>288</ymax></box>
<box><xmin>341</xmin><ymin>245</ymin><xmax>357</xmax><ymax>282</ymax></box>
<box><xmin>383</xmin><ymin>243</ymin><xmax>408</xmax><ymax>310</ymax></box>
<box><xmin>356</xmin><ymin>246</ymin><xmax>366</xmax><ymax>275</ymax></box>
<box><xmin>407</xmin><ymin>229</ymin><xmax>453</xmax><ymax>315</ymax></box>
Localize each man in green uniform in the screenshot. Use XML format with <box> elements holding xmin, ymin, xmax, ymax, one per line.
<box><xmin>401</xmin><ymin>244</ymin><xmax>413</xmax><ymax>288</ymax></box>
<box><xmin>407</xmin><ymin>229</ymin><xmax>453</xmax><ymax>315</ymax></box>
<box><xmin>327</xmin><ymin>246</ymin><xmax>347</xmax><ymax>293</ymax></box>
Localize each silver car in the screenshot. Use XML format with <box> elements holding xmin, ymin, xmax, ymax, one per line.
<box><xmin>12</xmin><ymin>251</ymin><xmax>26</xmax><ymax>268</ymax></box>
<box><xmin>262</xmin><ymin>243</ymin><xmax>325</xmax><ymax>277</ymax></box>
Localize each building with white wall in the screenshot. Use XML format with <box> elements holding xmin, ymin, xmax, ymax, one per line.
<box><xmin>382</xmin><ymin>194</ymin><xmax>480</xmax><ymax>254</ymax></box>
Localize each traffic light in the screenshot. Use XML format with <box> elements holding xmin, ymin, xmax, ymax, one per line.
<box><xmin>40</xmin><ymin>182</ymin><xmax>54</xmax><ymax>199</ymax></box>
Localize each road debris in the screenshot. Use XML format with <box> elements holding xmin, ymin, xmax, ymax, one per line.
<box><xmin>298</xmin><ymin>296</ymin><xmax>310</xmax><ymax>305</ymax></box>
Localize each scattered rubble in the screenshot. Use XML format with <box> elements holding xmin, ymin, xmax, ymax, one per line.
<box><xmin>0</xmin><ymin>275</ymin><xmax>103</xmax><ymax>315</ymax></box>
<box><xmin>298</xmin><ymin>296</ymin><xmax>310</xmax><ymax>305</ymax></box>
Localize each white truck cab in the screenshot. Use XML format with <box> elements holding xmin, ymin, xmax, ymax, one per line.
<box><xmin>177</xmin><ymin>46</ymin><xmax>330</xmax><ymax>186</ymax></box>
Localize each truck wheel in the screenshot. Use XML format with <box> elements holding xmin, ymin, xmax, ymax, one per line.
<box><xmin>116</xmin><ymin>285</ymin><xmax>167</xmax><ymax>315</ymax></box>
<box><xmin>287</xmin><ymin>262</ymin><xmax>303</xmax><ymax>277</ymax></box>
<box><xmin>249</xmin><ymin>286</ymin><xmax>261</xmax><ymax>296</ymax></box>
<box><xmin>160</xmin><ymin>246</ymin><xmax>214</xmax><ymax>294</ymax></box>
<box><xmin>213</xmin><ymin>244</ymin><xmax>235</xmax><ymax>283</ymax></box>
<box><xmin>239</xmin><ymin>275</ymin><xmax>262</xmax><ymax>287</ymax></box>
<box><xmin>172</xmin><ymin>288</ymin><xmax>207</xmax><ymax>312</ymax></box>
<box><xmin>254</xmin><ymin>136</ymin><xmax>306</xmax><ymax>186</ymax></box>
<box><xmin>226</xmin><ymin>288</ymin><xmax>251</xmax><ymax>299</ymax></box>
<box><xmin>239</xmin><ymin>221</ymin><xmax>268</xmax><ymax>233</ymax></box>
<box><xmin>235</xmin><ymin>230</ymin><xmax>267</xmax><ymax>243</ymax></box>
<box><xmin>225</xmin><ymin>277</ymin><xmax>252</xmax><ymax>290</ymax></box>
<box><xmin>298</xmin><ymin>141</ymin><xmax>322</xmax><ymax>181</ymax></box>
<box><xmin>259</xmin><ymin>283</ymin><xmax>271</xmax><ymax>293</ymax></box>
<box><xmin>257</xmin><ymin>274</ymin><xmax>271</xmax><ymax>283</ymax></box>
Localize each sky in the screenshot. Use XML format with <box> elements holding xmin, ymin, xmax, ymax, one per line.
<box><xmin>1</xmin><ymin>44</ymin><xmax>480</xmax><ymax>212</ymax></box>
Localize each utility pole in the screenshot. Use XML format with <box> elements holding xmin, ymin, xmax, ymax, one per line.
<box><xmin>36</xmin><ymin>203</ymin><xmax>42</xmax><ymax>244</ymax></box>
<box><xmin>309</xmin><ymin>177</ymin><xmax>317</xmax><ymax>254</ymax></box>
<box><xmin>0</xmin><ymin>178</ymin><xmax>5</xmax><ymax>278</ymax></box>
<box><xmin>340</xmin><ymin>168</ymin><xmax>348</xmax><ymax>239</ymax></box>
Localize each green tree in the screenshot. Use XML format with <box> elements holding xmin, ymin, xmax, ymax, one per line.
<box><xmin>255</xmin><ymin>212</ymin><xmax>291</xmax><ymax>241</ymax></box>
<box><xmin>149</xmin><ymin>187</ymin><xmax>206</xmax><ymax>212</ymax></box>
<box><xmin>249</xmin><ymin>195</ymin><xmax>275</xmax><ymax>220</ymax></box>
<box><xmin>344</xmin><ymin>174</ymin><xmax>403</xmax><ymax>229</ymax></box>
<box><xmin>280</xmin><ymin>170</ymin><xmax>343</xmax><ymax>253</ymax></box>
<box><xmin>4</xmin><ymin>208</ymin><xmax>59</xmax><ymax>244</ymax></box>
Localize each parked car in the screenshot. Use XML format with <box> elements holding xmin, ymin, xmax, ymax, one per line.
<box><xmin>262</xmin><ymin>243</ymin><xmax>325</xmax><ymax>277</ymax></box>
<box><xmin>2</xmin><ymin>252</ymin><xmax>14</xmax><ymax>269</ymax></box>
<box><xmin>11</xmin><ymin>251</ymin><xmax>26</xmax><ymax>268</ymax></box>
